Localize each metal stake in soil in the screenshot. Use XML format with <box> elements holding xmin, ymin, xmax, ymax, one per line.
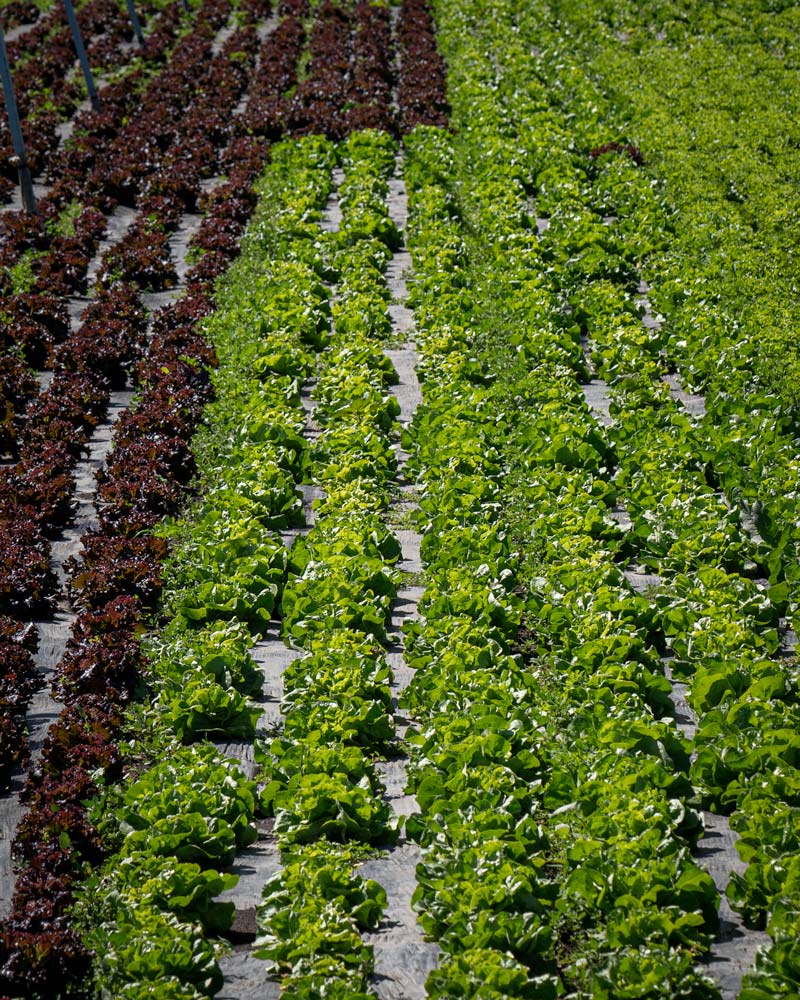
<box><xmin>62</xmin><ymin>0</ymin><xmax>101</xmax><ymax>112</ymax></box>
<box><xmin>125</xmin><ymin>0</ymin><xmax>145</xmax><ymax>45</ymax></box>
<box><xmin>0</xmin><ymin>20</ymin><xmax>38</xmax><ymax>214</ymax></box>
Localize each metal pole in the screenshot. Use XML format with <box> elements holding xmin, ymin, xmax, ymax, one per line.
<box><xmin>125</xmin><ymin>0</ymin><xmax>144</xmax><ymax>45</ymax></box>
<box><xmin>0</xmin><ymin>19</ymin><xmax>37</xmax><ymax>213</ymax></box>
<box><xmin>62</xmin><ymin>0</ymin><xmax>101</xmax><ymax>112</ymax></box>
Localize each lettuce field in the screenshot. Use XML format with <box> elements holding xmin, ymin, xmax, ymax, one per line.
<box><xmin>0</xmin><ymin>0</ymin><xmax>799</xmax><ymax>997</ymax></box>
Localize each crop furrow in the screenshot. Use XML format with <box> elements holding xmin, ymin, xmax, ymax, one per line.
<box><xmin>216</xmin><ymin>132</ymin><xmax>402</xmax><ymax>998</ymax></box>
<box><xmin>582</xmin><ymin>293</ymin><xmax>779</xmax><ymax>999</ymax></box>
<box><xmin>436</xmin><ymin>3</ymin><xmax>800</xmax><ymax>990</ymax></box>
<box><xmin>396</xmin><ymin>20</ymin><xmax>728</xmax><ymax>987</ymax></box>
<box><xmin>0</xmin><ymin>8</ymin><xmax>289</xmax><ymax>988</ymax></box>
<box><xmin>0</xmin><ymin>0</ymin><xmax>180</xmax><ymax>213</ymax></box>
<box><xmin>0</xmin><ymin>384</ymin><xmax>131</xmax><ymax>916</ymax></box>
<box><xmin>358</xmin><ymin>152</ymin><xmax>438</xmax><ymax>1000</ymax></box>
<box><xmin>215</xmin><ymin>141</ymin><xmax>338</xmax><ymax>1000</ymax></box>
<box><xmin>219</xmin><ymin>135</ymin><xmax>344</xmax><ymax>1000</ymax></box>
<box><xmin>577</xmin><ymin>258</ymin><xmax>771</xmax><ymax>996</ymax></box>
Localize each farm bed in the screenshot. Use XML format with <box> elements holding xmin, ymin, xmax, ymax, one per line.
<box><xmin>0</xmin><ymin>0</ymin><xmax>798</xmax><ymax>998</ymax></box>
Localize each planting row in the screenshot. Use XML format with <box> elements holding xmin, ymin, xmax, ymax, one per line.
<box><xmin>254</xmin><ymin>129</ymin><xmax>405</xmax><ymax>996</ymax></box>
<box><xmin>398</xmin><ymin>124</ymin><xmax>721</xmax><ymax>998</ymax></box>
<box><xmin>420</xmin><ymin>0</ymin><xmax>799</xmax><ymax>994</ymax></box>
<box><xmin>62</xmin><ymin>130</ymin><xmax>407</xmax><ymax>997</ymax></box>
<box><xmin>0</xmin><ymin>51</ymin><xmax>279</xmax><ymax>997</ymax></box>
<box><xmin>0</xmin><ymin>0</ymin><xmax>448</xmax><ymax>793</ymax></box>
<box><xmin>0</xmin><ymin>0</ymin><xmax>273</xmax><ymax>800</ymax></box>
<box><xmin>0</xmin><ymin>0</ymin><xmax>173</xmax><ymax>198</ymax></box>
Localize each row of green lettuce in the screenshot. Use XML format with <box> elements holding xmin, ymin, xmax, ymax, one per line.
<box><xmin>69</xmin><ymin>131</ymin><xmax>405</xmax><ymax>998</ymax></box>
<box><xmin>536</xmin><ymin>0</ymin><xmax>800</xmax><ymax>407</ymax></box>
<box><xmin>401</xmin><ymin>124</ymin><xmax>720</xmax><ymax>998</ymax></box>
<box><xmin>422</xmin><ymin>0</ymin><xmax>800</xmax><ymax>995</ymax></box>
<box><xmin>70</xmin><ymin>135</ymin><xmax>321</xmax><ymax>998</ymax></box>
<box><xmin>252</xmin><ymin>128</ymin><xmax>407</xmax><ymax>998</ymax></box>
<box><xmin>519</xmin><ymin>0</ymin><xmax>800</xmax><ymax>620</ymax></box>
